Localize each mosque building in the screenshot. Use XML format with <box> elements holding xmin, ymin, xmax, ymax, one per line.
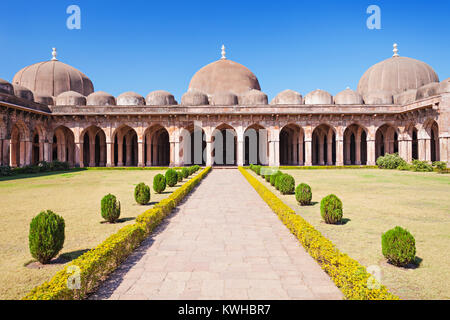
<box><xmin>0</xmin><ymin>44</ymin><xmax>448</xmax><ymax>168</ymax></box>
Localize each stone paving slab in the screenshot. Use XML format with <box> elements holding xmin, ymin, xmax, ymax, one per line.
<box><xmin>90</xmin><ymin>169</ymin><xmax>343</xmax><ymax>300</ymax></box>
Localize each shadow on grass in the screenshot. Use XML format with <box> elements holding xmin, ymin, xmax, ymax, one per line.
<box><xmin>388</xmin><ymin>256</ymin><xmax>423</xmax><ymax>270</ymax></box>
<box><xmin>302</xmin><ymin>201</ymin><xmax>319</xmax><ymax>207</ymax></box>
<box><xmin>59</xmin><ymin>249</ymin><xmax>92</xmax><ymax>263</ymax></box>
<box><xmin>100</xmin><ymin>217</ymin><xmax>136</xmax><ymax>224</ymax></box>
<box><xmin>25</xmin><ymin>249</ymin><xmax>91</xmax><ymax>268</ymax></box>
<box><xmin>0</xmin><ymin>168</ymin><xmax>87</xmax><ymax>182</ymax></box>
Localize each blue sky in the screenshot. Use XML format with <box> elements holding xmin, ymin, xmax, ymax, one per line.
<box><xmin>1</xmin><ymin>0</ymin><xmax>449</xmax><ymax>101</ymax></box>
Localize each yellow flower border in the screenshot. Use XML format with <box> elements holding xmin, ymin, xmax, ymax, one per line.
<box><xmin>239</xmin><ymin>167</ymin><xmax>398</xmax><ymax>300</ymax></box>
<box><xmin>23</xmin><ymin>167</ymin><xmax>212</xmax><ymax>300</ymax></box>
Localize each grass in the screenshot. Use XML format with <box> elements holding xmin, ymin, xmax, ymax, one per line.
<box><xmin>0</xmin><ymin>169</ymin><xmax>191</xmax><ymax>300</ymax></box>
<box><xmin>250</xmin><ymin>169</ymin><xmax>450</xmax><ymax>300</ymax></box>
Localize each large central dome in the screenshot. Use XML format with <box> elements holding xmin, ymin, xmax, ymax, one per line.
<box><xmin>188</xmin><ymin>50</ymin><xmax>261</xmax><ymax>96</ymax></box>
<box><xmin>12</xmin><ymin>48</ymin><xmax>94</xmax><ymax>98</ymax></box>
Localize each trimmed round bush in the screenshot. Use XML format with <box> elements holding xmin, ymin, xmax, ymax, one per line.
<box><xmin>275</xmin><ymin>173</ymin><xmax>284</xmax><ymax>190</ymax></box>
<box><xmin>382</xmin><ymin>226</ymin><xmax>416</xmax><ymax>267</ymax></box>
<box><xmin>278</xmin><ymin>174</ymin><xmax>295</xmax><ymax>195</ymax></box>
<box><xmin>176</xmin><ymin>170</ymin><xmax>183</xmax><ymax>182</ymax></box>
<box><xmin>29</xmin><ymin>210</ymin><xmax>65</xmax><ymax>264</ymax></box>
<box><xmin>165</xmin><ymin>169</ymin><xmax>178</xmax><ymax>187</ymax></box>
<box><xmin>134</xmin><ymin>182</ymin><xmax>150</xmax><ymax>205</ymax></box>
<box><xmin>182</xmin><ymin>167</ymin><xmax>189</xmax><ymax>179</ymax></box>
<box><xmin>270</xmin><ymin>171</ymin><xmax>282</xmax><ymax>187</ymax></box>
<box><xmin>101</xmin><ymin>194</ymin><xmax>121</xmax><ymax>223</ymax></box>
<box><xmin>376</xmin><ymin>153</ymin><xmax>406</xmax><ymax>169</ymax></box>
<box><xmin>320</xmin><ymin>194</ymin><xmax>343</xmax><ymax>224</ymax></box>
<box><xmin>265</xmin><ymin>173</ymin><xmax>271</xmax><ymax>182</ymax></box>
<box><xmin>254</xmin><ymin>165</ymin><xmax>261</xmax><ymax>176</ymax></box>
<box><xmin>295</xmin><ymin>183</ymin><xmax>312</xmax><ymax>206</ymax></box>
<box><xmin>189</xmin><ymin>166</ymin><xmax>196</xmax><ymax>175</ymax></box>
<box><xmin>153</xmin><ymin>174</ymin><xmax>166</xmax><ymax>194</ymax></box>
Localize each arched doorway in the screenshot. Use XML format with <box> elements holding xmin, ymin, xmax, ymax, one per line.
<box><xmin>113</xmin><ymin>126</ymin><xmax>138</xmax><ymax>167</ymax></box>
<box><xmin>143</xmin><ymin>125</ymin><xmax>170</xmax><ymax>167</ymax></box>
<box><xmin>212</xmin><ymin>124</ymin><xmax>237</xmax><ymax>166</ymax></box>
<box><xmin>412</xmin><ymin>128</ymin><xmax>419</xmax><ymax>160</ymax></box>
<box><xmin>375</xmin><ymin>124</ymin><xmax>398</xmax><ymax>159</ymax></box>
<box><xmin>280</xmin><ymin>124</ymin><xmax>304</xmax><ymax>166</ymax></box>
<box><xmin>31</xmin><ymin>131</ymin><xmax>40</xmax><ymax>165</ymax></box>
<box><xmin>312</xmin><ymin>124</ymin><xmax>336</xmax><ymax>165</ymax></box>
<box><xmin>429</xmin><ymin>121</ymin><xmax>439</xmax><ymax>162</ymax></box>
<box><xmin>52</xmin><ymin>126</ymin><xmax>75</xmax><ymax>165</ymax></box>
<box><xmin>344</xmin><ymin>124</ymin><xmax>367</xmax><ymax>165</ymax></box>
<box><xmin>244</xmin><ymin>124</ymin><xmax>268</xmax><ymax>165</ymax></box>
<box><xmin>180</xmin><ymin>125</ymin><xmax>206</xmax><ymax>166</ymax></box>
<box><xmin>82</xmin><ymin>126</ymin><xmax>107</xmax><ymax>167</ymax></box>
<box><xmin>10</xmin><ymin>122</ymin><xmax>29</xmax><ymax>167</ymax></box>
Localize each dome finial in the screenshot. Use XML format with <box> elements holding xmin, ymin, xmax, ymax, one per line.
<box><xmin>393</xmin><ymin>43</ymin><xmax>399</xmax><ymax>57</ymax></box>
<box><xmin>51</xmin><ymin>48</ymin><xmax>58</xmax><ymax>61</ymax></box>
<box><xmin>221</xmin><ymin>45</ymin><xmax>226</xmax><ymax>60</ymax></box>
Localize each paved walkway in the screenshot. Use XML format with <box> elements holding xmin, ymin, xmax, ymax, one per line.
<box><xmin>91</xmin><ymin>170</ymin><xmax>343</xmax><ymax>300</ymax></box>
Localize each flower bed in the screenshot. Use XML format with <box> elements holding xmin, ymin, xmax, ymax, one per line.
<box><xmin>238</xmin><ymin>167</ymin><xmax>398</xmax><ymax>300</ymax></box>
<box><xmin>23</xmin><ymin>167</ymin><xmax>211</xmax><ymax>300</ymax></box>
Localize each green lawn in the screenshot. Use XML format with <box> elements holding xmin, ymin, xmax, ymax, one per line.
<box><xmin>0</xmin><ymin>169</ymin><xmax>189</xmax><ymax>300</ymax></box>
<box><xmin>250</xmin><ymin>168</ymin><xmax>450</xmax><ymax>300</ymax></box>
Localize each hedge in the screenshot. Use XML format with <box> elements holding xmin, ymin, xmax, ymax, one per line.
<box><xmin>238</xmin><ymin>167</ymin><xmax>398</xmax><ymax>300</ymax></box>
<box><xmin>23</xmin><ymin>167</ymin><xmax>212</xmax><ymax>300</ymax></box>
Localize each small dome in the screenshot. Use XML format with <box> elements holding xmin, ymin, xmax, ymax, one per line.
<box><xmin>181</xmin><ymin>90</ymin><xmax>209</xmax><ymax>106</ymax></box>
<box><xmin>87</xmin><ymin>91</ymin><xmax>116</xmax><ymax>106</ymax></box>
<box><xmin>0</xmin><ymin>78</ymin><xmax>14</xmax><ymax>95</ymax></box>
<box><xmin>304</xmin><ymin>89</ymin><xmax>333</xmax><ymax>105</ymax></box>
<box><xmin>394</xmin><ymin>89</ymin><xmax>417</xmax><ymax>105</ymax></box>
<box><xmin>334</xmin><ymin>88</ymin><xmax>363</xmax><ymax>105</ymax></box>
<box><xmin>146</xmin><ymin>90</ymin><xmax>176</xmax><ymax>106</ymax></box>
<box><xmin>363</xmin><ymin>91</ymin><xmax>393</xmax><ymax>105</ymax></box>
<box><xmin>189</xmin><ymin>58</ymin><xmax>261</xmax><ymax>96</ymax></box>
<box><xmin>239</xmin><ymin>89</ymin><xmax>268</xmax><ymax>105</ymax></box>
<box><xmin>34</xmin><ymin>94</ymin><xmax>54</xmax><ymax>105</ymax></box>
<box><xmin>56</xmin><ymin>91</ymin><xmax>87</xmax><ymax>106</ymax></box>
<box><xmin>271</xmin><ymin>89</ymin><xmax>303</xmax><ymax>105</ymax></box>
<box><xmin>357</xmin><ymin>46</ymin><xmax>439</xmax><ymax>97</ymax></box>
<box><xmin>13</xmin><ymin>50</ymin><xmax>94</xmax><ymax>97</ymax></box>
<box><xmin>211</xmin><ymin>92</ymin><xmax>238</xmax><ymax>106</ymax></box>
<box><xmin>416</xmin><ymin>82</ymin><xmax>440</xmax><ymax>100</ymax></box>
<box><xmin>117</xmin><ymin>92</ymin><xmax>145</xmax><ymax>106</ymax></box>
<box><xmin>439</xmin><ymin>78</ymin><xmax>450</xmax><ymax>93</ymax></box>
<box><xmin>13</xmin><ymin>84</ymin><xmax>34</xmax><ymax>101</ymax></box>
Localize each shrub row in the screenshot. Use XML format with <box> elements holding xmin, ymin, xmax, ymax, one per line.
<box><xmin>23</xmin><ymin>166</ymin><xmax>211</xmax><ymax>300</ymax></box>
<box><xmin>239</xmin><ymin>167</ymin><xmax>398</xmax><ymax>300</ymax></box>
<box><xmin>0</xmin><ymin>161</ymin><xmax>71</xmax><ymax>177</ymax></box>
<box><xmin>279</xmin><ymin>165</ymin><xmax>379</xmax><ymax>170</ymax></box>
<box><xmin>249</xmin><ymin>165</ymin><xmax>295</xmax><ymax>195</ymax></box>
<box><xmin>377</xmin><ymin>153</ymin><xmax>447</xmax><ymax>173</ymax></box>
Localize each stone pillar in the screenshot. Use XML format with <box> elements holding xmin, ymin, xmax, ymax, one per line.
<box><xmin>367</xmin><ymin>139</ymin><xmax>376</xmax><ymax>166</ymax></box>
<box><xmin>355</xmin><ymin>138</ymin><xmax>362</xmax><ymax>165</ymax></box>
<box><xmin>138</xmin><ymin>140</ymin><xmax>144</xmax><ymax>167</ymax></box>
<box><xmin>106</xmin><ymin>142</ymin><xmax>113</xmax><ymax>167</ymax></box>
<box><xmin>10</xmin><ymin>139</ymin><xmax>16</xmax><ymax>167</ymax></box>
<box><xmin>75</xmin><ymin>142</ymin><xmax>83</xmax><ymax>168</ymax></box>
<box><xmin>25</xmin><ymin>141</ymin><xmax>32</xmax><ymax>165</ymax></box>
<box><xmin>99</xmin><ymin>142</ymin><xmax>106</xmax><ymax>167</ymax></box>
<box><xmin>89</xmin><ymin>138</ymin><xmax>96</xmax><ymax>167</ymax></box>
<box><xmin>206</xmin><ymin>139</ymin><xmax>213</xmax><ymax>166</ymax></box>
<box><xmin>146</xmin><ymin>135</ymin><xmax>152</xmax><ymax>167</ymax></box>
<box><xmin>298</xmin><ymin>132</ymin><xmax>304</xmax><ymax>166</ymax></box>
<box><xmin>292</xmin><ymin>134</ymin><xmax>298</xmax><ymax>165</ymax></box>
<box><xmin>125</xmin><ymin>136</ymin><xmax>132</xmax><ymax>167</ymax></box>
<box><xmin>117</xmin><ymin>141</ymin><xmax>124</xmax><ymax>167</ymax></box>
<box><xmin>439</xmin><ymin>136</ymin><xmax>449</xmax><ymax>166</ymax></box>
<box><xmin>418</xmin><ymin>138</ymin><xmax>430</xmax><ymax>162</ymax></box>
<box><xmin>335</xmin><ymin>137</ymin><xmax>344</xmax><ymax>166</ymax></box>
<box><xmin>327</xmin><ymin>136</ymin><xmax>333</xmax><ymax>166</ymax></box>
<box><xmin>345</xmin><ymin>139</ymin><xmax>351</xmax><ymax>165</ymax></box>
<box><xmin>3</xmin><ymin>139</ymin><xmax>10</xmax><ymax>166</ymax></box>
<box><xmin>0</xmin><ymin>139</ymin><xmax>3</xmax><ymax>166</ymax></box>
<box><xmin>318</xmin><ymin>141</ymin><xmax>325</xmax><ymax>165</ymax></box>
<box><xmin>304</xmin><ymin>138</ymin><xmax>312</xmax><ymax>166</ymax></box>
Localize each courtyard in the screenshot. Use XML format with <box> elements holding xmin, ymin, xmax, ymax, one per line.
<box><xmin>0</xmin><ymin>169</ymin><xmax>191</xmax><ymax>299</ymax></box>
<box><xmin>249</xmin><ymin>168</ymin><xmax>450</xmax><ymax>299</ymax></box>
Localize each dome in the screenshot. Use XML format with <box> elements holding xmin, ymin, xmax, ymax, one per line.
<box><xmin>181</xmin><ymin>90</ymin><xmax>209</xmax><ymax>106</ymax></box>
<box><xmin>239</xmin><ymin>89</ymin><xmax>268</xmax><ymax>105</ymax></box>
<box><xmin>416</xmin><ymin>82</ymin><xmax>440</xmax><ymax>100</ymax></box>
<box><xmin>13</xmin><ymin>49</ymin><xmax>94</xmax><ymax>97</ymax></box>
<box><xmin>34</xmin><ymin>94</ymin><xmax>54</xmax><ymax>105</ymax></box>
<box><xmin>13</xmin><ymin>84</ymin><xmax>34</xmax><ymax>101</ymax></box>
<box><xmin>188</xmin><ymin>56</ymin><xmax>261</xmax><ymax>96</ymax></box>
<box><xmin>363</xmin><ymin>91</ymin><xmax>393</xmax><ymax>105</ymax></box>
<box><xmin>146</xmin><ymin>90</ymin><xmax>176</xmax><ymax>106</ymax></box>
<box><xmin>357</xmin><ymin>45</ymin><xmax>439</xmax><ymax>97</ymax></box>
<box><xmin>439</xmin><ymin>78</ymin><xmax>450</xmax><ymax>93</ymax></box>
<box><xmin>334</xmin><ymin>88</ymin><xmax>363</xmax><ymax>105</ymax></box>
<box><xmin>56</xmin><ymin>91</ymin><xmax>86</xmax><ymax>106</ymax></box>
<box><xmin>394</xmin><ymin>89</ymin><xmax>417</xmax><ymax>105</ymax></box>
<box><xmin>304</xmin><ymin>89</ymin><xmax>333</xmax><ymax>105</ymax></box>
<box><xmin>271</xmin><ymin>89</ymin><xmax>303</xmax><ymax>105</ymax></box>
<box><xmin>210</xmin><ymin>92</ymin><xmax>238</xmax><ymax>106</ymax></box>
<box><xmin>87</xmin><ymin>91</ymin><xmax>116</xmax><ymax>106</ymax></box>
<box><xmin>117</xmin><ymin>92</ymin><xmax>145</xmax><ymax>106</ymax></box>
<box><xmin>0</xmin><ymin>78</ymin><xmax>14</xmax><ymax>95</ymax></box>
